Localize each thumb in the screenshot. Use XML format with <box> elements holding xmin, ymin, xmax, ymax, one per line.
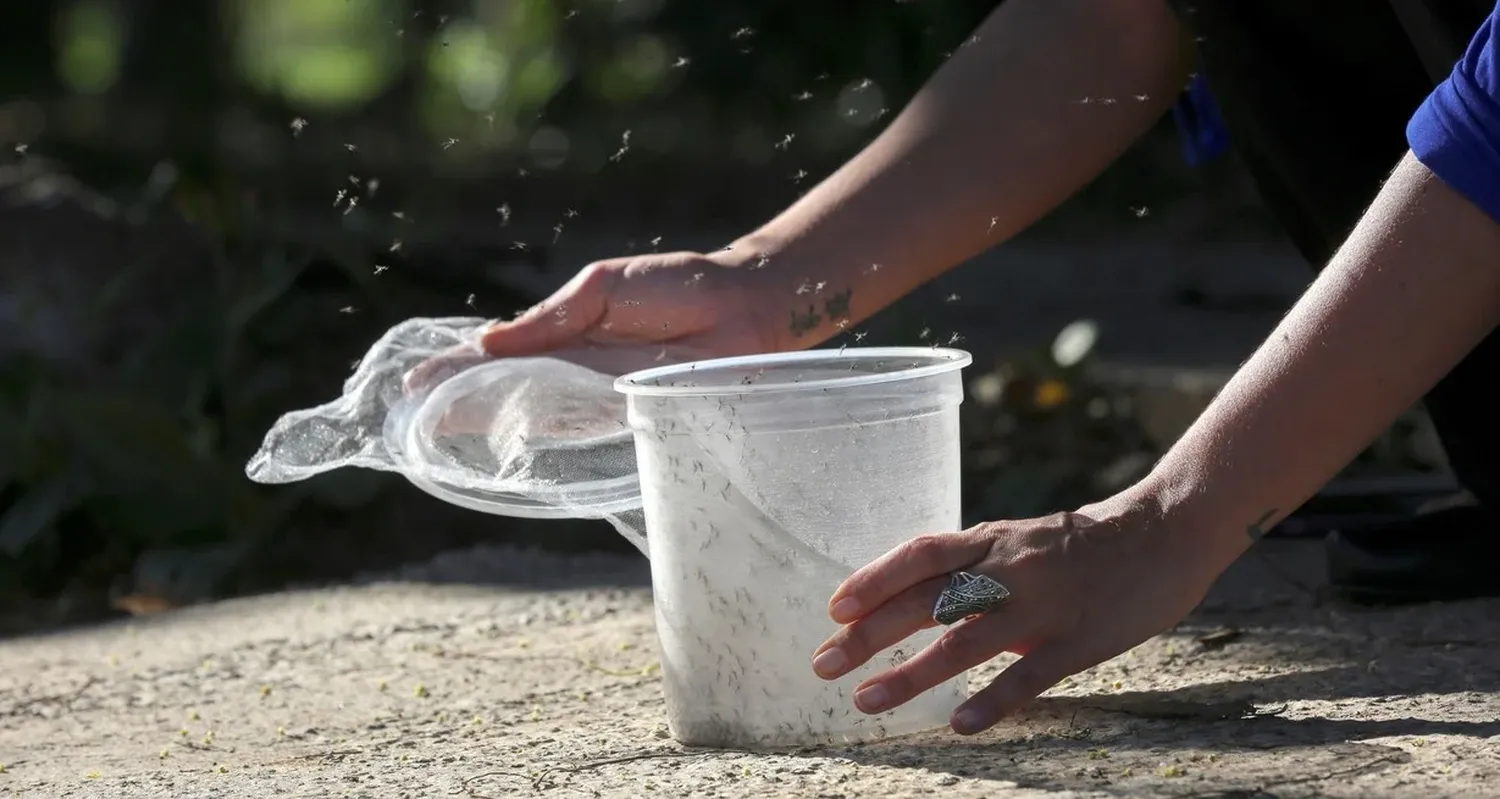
<box><xmin>480</xmin><ymin>263</ymin><xmax>617</xmax><ymax>357</ymax></box>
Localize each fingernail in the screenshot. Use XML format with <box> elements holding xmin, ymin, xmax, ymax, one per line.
<box><xmin>829</xmin><ymin>596</ymin><xmax>861</xmax><ymax>623</ymax></box>
<box><xmin>811</xmin><ymin>647</ymin><xmax>848</xmax><ymax>678</ymax></box>
<box><xmin>854</xmin><ymin>683</ymin><xmax>889</xmax><ymax>713</ymax></box>
<box><xmin>951</xmin><ymin>707</ymin><xmax>988</xmax><ymax>735</ymax></box>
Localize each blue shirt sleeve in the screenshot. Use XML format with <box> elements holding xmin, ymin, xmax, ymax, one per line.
<box><xmin>1407</xmin><ymin>2</ymin><xmax>1500</xmax><ymax>224</ymax></box>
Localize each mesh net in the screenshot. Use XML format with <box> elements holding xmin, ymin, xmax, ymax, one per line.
<box><xmin>245</xmin><ymin>316</ymin><xmax>648</xmax><ymax>551</ymax></box>
<box><xmin>246</xmin><ymin>322</ymin><xmax>976</xmax><ymax>746</ymax></box>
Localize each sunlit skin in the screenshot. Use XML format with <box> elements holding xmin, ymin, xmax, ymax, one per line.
<box><xmin>812</xmin><ymin>154</ymin><xmax>1500</xmax><ymax>734</ymax></box>
<box><xmin>462</xmin><ymin>0</ymin><xmax>1500</xmax><ymax>736</ymax></box>
<box><xmin>473</xmin><ymin>0</ymin><xmax>1191</xmax><ymax>369</ymax></box>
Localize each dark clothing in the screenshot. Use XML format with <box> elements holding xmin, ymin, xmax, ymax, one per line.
<box><xmin>1166</xmin><ymin>0</ymin><xmax>1500</xmax><ymax>516</ymax></box>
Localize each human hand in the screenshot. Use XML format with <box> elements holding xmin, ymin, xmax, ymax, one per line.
<box><xmin>403</xmin><ymin>249</ymin><xmax>786</xmax><ymax>393</ymax></box>
<box><xmin>810</xmin><ymin>495</ymin><xmax>1231</xmax><ymax>735</ymax></box>
<box><xmin>485</xmin><ymin>249</ymin><xmax>788</xmax><ymax>371</ymax></box>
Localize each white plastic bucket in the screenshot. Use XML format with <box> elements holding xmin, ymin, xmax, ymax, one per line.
<box><xmin>615</xmin><ymin>347</ymin><xmax>972</xmax><ymax>748</ymax></box>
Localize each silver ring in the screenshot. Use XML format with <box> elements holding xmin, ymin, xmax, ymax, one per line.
<box><xmin>932</xmin><ymin>571</ymin><xmax>1011</xmax><ymax>626</ymax></box>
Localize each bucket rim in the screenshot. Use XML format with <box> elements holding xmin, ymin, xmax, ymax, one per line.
<box><xmin>614</xmin><ymin>347</ymin><xmax>972</xmax><ymax>398</ymax></box>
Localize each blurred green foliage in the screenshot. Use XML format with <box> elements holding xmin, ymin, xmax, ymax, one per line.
<box><xmin>0</xmin><ymin>0</ymin><xmax>1013</xmax><ymax>608</ymax></box>
<box><xmin>3</xmin><ymin>0</ymin><xmax>1005</xmax><ymax>185</ymax></box>
<box><xmin>0</xmin><ymin>0</ymin><xmax>1243</xmax><ymax>624</ymax></box>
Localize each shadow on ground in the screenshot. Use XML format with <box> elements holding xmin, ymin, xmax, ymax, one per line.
<box><xmin>824</xmin><ymin>660</ymin><xmax>1495</xmax><ymax>796</ymax></box>
<box><xmin>3</xmin><ymin>538</ymin><xmax>1496</xmax><ymax>798</ymax></box>
<box><xmin>799</xmin><ymin>540</ymin><xmax>1500</xmax><ymax>796</ymax></box>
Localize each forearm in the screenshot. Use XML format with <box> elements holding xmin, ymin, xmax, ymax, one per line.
<box><xmin>732</xmin><ymin>0</ymin><xmax>1192</xmax><ymax>349</ymax></box>
<box><xmin>1135</xmin><ymin>152</ymin><xmax>1500</xmax><ymax>568</ymax></box>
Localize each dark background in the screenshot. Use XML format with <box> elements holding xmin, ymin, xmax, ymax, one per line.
<box><xmin>0</xmin><ymin>0</ymin><xmax>1443</xmax><ymax>634</ymax></box>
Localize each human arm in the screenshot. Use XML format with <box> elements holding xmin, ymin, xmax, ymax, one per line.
<box><xmin>1142</xmin><ymin>1</ymin><xmax>1500</xmax><ymax>570</ymax></box>
<box><xmin>477</xmin><ymin>0</ymin><xmax>1192</xmax><ymax>361</ymax></box>
<box><xmin>735</xmin><ymin>0</ymin><xmax>1193</xmax><ymax>350</ymax></box>
<box><xmin>811</xmin><ymin>5</ymin><xmax>1500</xmax><ymax>734</ymax></box>
<box><xmin>1140</xmin><ymin>150</ymin><xmax>1500</xmax><ymax>567</ymax></box>
<box><xmin>813</xmin><ymin>155</ymin><xmax>1500</xmax><ymax>734</ymax></box>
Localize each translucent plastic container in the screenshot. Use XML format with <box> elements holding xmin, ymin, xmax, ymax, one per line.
<box><xmin>615</xmin><ymin>347</ymin><xmax>972</xmax><ymax>749</ymax></box>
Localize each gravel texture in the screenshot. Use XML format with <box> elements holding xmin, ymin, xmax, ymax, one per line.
<box><xmin>3</xmin><ymin>540</ymin><xmax>1498</xmax><ymax>798</ymax></box>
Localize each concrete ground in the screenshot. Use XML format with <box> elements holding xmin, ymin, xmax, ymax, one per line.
<box><xmin>3</xmin><ymin>540</ymin><xmax>1497</xmax><ymax>798</ymax></box>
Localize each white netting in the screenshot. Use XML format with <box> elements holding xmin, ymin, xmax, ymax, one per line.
<box><xmin>246</xmin><ymin>316</ymin><xmax>483</xmax><ymax>484</ymax></box>
<box><xmin>247</xmin><ymin>323</ymin><xmax>974</xmax><ymax>747</ymax></box>
<box><xmin>245</xmin><ymin>316</ymin><xmax>646</xmax><ymax>550</ymax></box>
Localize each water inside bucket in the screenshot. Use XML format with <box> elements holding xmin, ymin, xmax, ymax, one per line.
<box><xmin>615</xmin><ymin>347</ymin><xmax>972</xmax><ymax>748</ymax></box>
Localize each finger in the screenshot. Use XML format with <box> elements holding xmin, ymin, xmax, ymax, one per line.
<box><xmin>549</xmin><ymin>343</ymin><xmax>695</xmax><ymax>377</ymax></box>
<box><xmin>401</xmin><ymin>345</ymin><xmax>489</xmax><ymax>395</ymax></box>
<box><xmin>828</xmin><ymin>530</ymin><xmax>991</xmax><ymax>625</ymax></box>
<box><xmin>480</xmin><ymin>263</ymin><xmax>617</xmax><ymax>357</ymax></box>
<box><xmin>812</xmin><ymin>576</ymin><xmax>947</xmax><ymax>680</ymax></box>
<box><xmin>949</xmin><ymin>641</ymin><xmax>1093</xmax><ymax>735</ymax></box>
<box><xmin>567</xmin><ymin>252</ymin><xmax>721</xmax><ymax>345</ymax></box>
<box><xmin>849</xmin><ymin>609</ymin><xmax>1028</xmax><ymax>715</ymax></box>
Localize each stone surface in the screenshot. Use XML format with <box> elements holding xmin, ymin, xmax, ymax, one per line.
<box><xmin>3</xmin><ymin>541</ymin><xmax>1497</xmax><ymax>798</ymax></box>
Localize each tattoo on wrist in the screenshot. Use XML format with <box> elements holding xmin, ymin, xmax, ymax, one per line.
<box><xmin>823</xmin><ymin>288</ymin><xmax>852</xmax><ymax>320</ymax></box>
<box><xmin>1246</xmin><ymin>509</ymin><xmax>1278</xmax><ymax>542</ymax></box>
<box><xmin>787</xmin><ymin>287</ymin><xmax>854</xmax><ymax>338</ymax></box>
<box><xmin>789</xmin><ymin>306</ymin><xmax>822</xmax><ymax>337</ymax></box>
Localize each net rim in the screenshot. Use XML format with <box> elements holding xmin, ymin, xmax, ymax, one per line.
<box><xmin>613</xmin><ymin>347</ymin><xmax>972</xmax><ymax>398</ymax></box>
<box><xmin>382</xmin><ymin>363</ymin><xmax>644</xmax><ymax>517</ymax></box>
<box><xmin>398</xmin><ymin>468</ymin><xmax>642</xmax><ymax>518</ymax></box>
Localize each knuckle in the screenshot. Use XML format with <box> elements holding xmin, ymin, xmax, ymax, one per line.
<box><xmin>935</xmin><ymin>622</ymin><xmax>989</xmax><ymax>666</ymax></box>
<box><xmin>1004</xmin><ymin>657</ymin><xmax>1057</xmax><ymax>699</ymax></box>
<box><xmin>960</xmin><ymin>521</ymin><xmax>993</xmax><ymax>539</ymax></box>
<box><xmin>579</xmin><ymin>259</ymin><xmax>617</xmax><ymax>283</ymax></box>
<box><xmin>880</xmin><ymin>623</ymin><xmax>990</xmax><ymax>705</ymax></box>
<box><xmin>578</xmin><ymin>261</ymin><xmax>609</xmax><ymax>284</ymax></box>
<box><xmin>958</xmin><ymin>521</ymin><xmax>1001</xmax><ymax>548</ymax></box>
<box><xmin>842</xmin><ymin>595</ymin><xmax>923</xmax><ymax>662</ymax></box>
<box><xmin>902</xmin><ymin>534</ymin><xmax>949</xmax><ymax>569</ymax></box>
<box><xmin>879</xmin><ymin>668</ymin><xmax>919</xmax><ymax>703</ymax></box>
<box><xmin>968</xmin><ymin>524</ymin><xmax>1014</xmax><ymax>564</ymax></box>
<box><xmin>839</xmin><ymin>621</ymin><xmax>879</xmax><ymax>661</ymax></box>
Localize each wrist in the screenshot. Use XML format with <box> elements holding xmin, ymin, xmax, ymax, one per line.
<box><xmin>704</xmin><ymin>235</ymin><xmax>768</xmax><ymax>271</ymax></box>
<box><xmin>717</xmin><ymin>229</ymin><xmax>804</xmax><ymax>279</ymax></box>
<box><xmin>1089</xmin><ymin>469</ymin><xmax>1261</xmax><ymax>576</ymax></box>
<box><xmin>696</xmin><ymin>235</ymin><xmax>811</xmax><ymax>354</ymax></box>
<box><xmin>722</xmin><ymin>229</ymin><xmax>918</xmax><ymax>352</ymax></box>
<box><xmin>712</xmin><ymin>231</ymin><xmax>839</xmax><ymax>352</ymax></box>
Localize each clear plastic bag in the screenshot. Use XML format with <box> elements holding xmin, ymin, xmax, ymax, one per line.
<box><xmin>245</xmin><ymin>316</ymin><xmax>647</xmax><ymax>550</ymax></box>
<box><xmin>246</xmin><ymin>316</ymin><xmax>973</xmax><ymax>748</ymax></box>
